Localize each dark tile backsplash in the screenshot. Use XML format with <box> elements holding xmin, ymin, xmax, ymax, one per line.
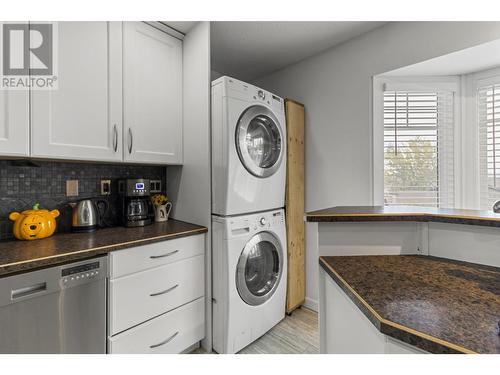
<box><xmin>0</xmin><ymin>160</ymin><xmax>166</xmax><ymax>241</ymax></box>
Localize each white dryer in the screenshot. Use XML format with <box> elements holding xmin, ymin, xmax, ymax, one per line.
<box><xmin>212</xmin><ymin>209</ymin><xmax>287</xmax><ymax>354</ymax></box>
<box><xmin>211</xmin><ymin>76</ymin><xmax>286</xmax><ymax>216</ymax></box>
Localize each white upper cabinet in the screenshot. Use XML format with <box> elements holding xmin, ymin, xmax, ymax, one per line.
<box><xmin>31</xmin><ymin>22</ymin><xmax>123</xmax><ymax>162</ymax></box>
<box><xmin>123</xmin><ymin>22</ymin><xmax>183</xmax><ymax>164</ymax></box>
<box><xmin>0</xmin><ymin>90</ymin><xmax>29</xmax><ymax>157</ymax></box>
<box><xmin>0</xmin><ymin>22</ymin><xmax>29</xmax><ymax>157</ymax></box>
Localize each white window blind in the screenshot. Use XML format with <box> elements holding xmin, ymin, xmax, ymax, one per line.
<box><xmin>478</xmin><ymin>83</ymin><xmax>500</xmax><ymax>210</ymax></box>
<box><xmin>383</xmin><ymin>90</ymin><xmax>455</xmax><ymax>207</ymax></box>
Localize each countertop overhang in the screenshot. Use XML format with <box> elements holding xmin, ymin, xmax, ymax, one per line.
<box><xmin>320</xmin><ymin>255</ymin><xmax>500</xmax><ymax>354</ymax></box>
<box><xmin>307</xmin><ymin>205</ymin><xmax>500</xmax><ymax>227</ymax></box>
<box><xmin>0</xmin><ymin>220</ymin><xmax>208</xmax><ymax>277</ymax></box>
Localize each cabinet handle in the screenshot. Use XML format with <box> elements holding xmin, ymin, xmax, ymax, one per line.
<box><xmin>150</xmin><ymin>250</ymin><xmax>179</xmax><ymax>259</ymax></box>
<box><xmin>150</xmin><ymin>331</ymin><xmax>179</xmax><ymax>349</ymax></box>
<box><xmin>150</xmin><ymin>284</ymin><xmax>179</xmax><ymax>297</ymax></box>
<box><xmin>113</xmin><ymin>124</ymin><xmax>118</xmax><ymax>152</ymax></box>
<box><xmin>128</xmin><ymin>128</ymin><xmax>133</xmax><ymax>154</ymax></box>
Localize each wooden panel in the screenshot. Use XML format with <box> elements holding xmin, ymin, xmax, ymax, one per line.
<box><xmin>284</xmin><ymin>99</ymin><xmax>305</xmax><ymax>313</ymax></box>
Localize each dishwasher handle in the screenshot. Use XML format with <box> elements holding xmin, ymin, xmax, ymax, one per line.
<box><xmin>11</xmin><ymin>282</ymin><xmax>47</xmax><ymax>300</ymax></box>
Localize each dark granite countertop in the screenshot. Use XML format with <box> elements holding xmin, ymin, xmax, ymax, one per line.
<box><xmin>320</xmin><ymin>255</ymin><xmax>500</xmax><ymax>354</ymax></box>
<box><xmin>307</xmin><ymin>205</ymin><xmax>500</xmax><ymax>227</ymax></box>
<box><xmin>0</xmin><ymin>220</ymin><xmax>207</xmax><ymax>277</ymax></box>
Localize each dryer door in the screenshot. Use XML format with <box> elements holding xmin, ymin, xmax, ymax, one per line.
<box><xmin>236</xmin><ymin>231</ymin><xmax>284</xmax><ymax>306</ymax></box>
<box><xmin>236</xmin><ymin>105</ymin><xmax>284</xmax><ymax>178</ymax></box>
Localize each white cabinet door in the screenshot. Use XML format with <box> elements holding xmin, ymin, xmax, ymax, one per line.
<box><xmin>0</xmin><ymin>21</ymin><xmax>29</xmax><ymax>157</ymax></box>
<box><xmin>0</xmin><ymin>90</ymin><xmax>29</xmax><ymax>157</ymax></box>
<box><xmin>123</xmin><ymin>22</ymin><xmax>183</xmax><ymax>164</ymax></box>
<box><xmin>31</xmin><ymin>22</ymin><xmax>122</xmax><ymax>162</ymax></box>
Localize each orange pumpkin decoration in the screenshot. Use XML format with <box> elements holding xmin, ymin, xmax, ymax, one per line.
<box><xmin>9</xmin><ymin>203</ymin><xmax>60</xmax><ymax>240</ymax></box>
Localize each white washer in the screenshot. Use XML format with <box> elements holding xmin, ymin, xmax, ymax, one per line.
<box><xmin>211</xmin><ymin>76</ymin><xmax>287</xmax><ymax>216</ymax></box>
<box><xmin>212</xmin><ymin>209</ymin><xmax>287</xmax><ymax>354</ymax></box>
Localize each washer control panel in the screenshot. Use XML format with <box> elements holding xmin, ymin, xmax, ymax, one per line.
<box><xmin>226</xmin><ymin>210</ymin><xmax>284</xmax><ymax>236</ymax></box>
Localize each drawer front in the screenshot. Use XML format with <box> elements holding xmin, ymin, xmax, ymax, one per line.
<box><xmin>109</xmin><ymin>297</ymin><xmax>205</xmax><ymax>354</ymax></box>
<box><xmin>110</xmin><ymin>234</ymin><xmax>205</xmax><ymax>278</ymax></box>
<box><xmin>109</xmin><ymin>255</ymin><xmax>204</xmax><ymax>335</ymax></box>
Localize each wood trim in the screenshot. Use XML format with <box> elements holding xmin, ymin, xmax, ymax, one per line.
<box><xmin>319</xmin><ymin>258</ymin><xmax>476</xmax><ymax>354</ymax></box>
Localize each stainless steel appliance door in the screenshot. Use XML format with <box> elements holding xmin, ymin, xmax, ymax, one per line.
<box><xmin>0</xmin><ymin>257</ymin><xmax>107</xmax><ymax>354</ymax></box>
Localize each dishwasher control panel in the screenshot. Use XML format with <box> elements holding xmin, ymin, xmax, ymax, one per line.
<box><xmin>60</xmin><ymin>260</ymin><xmax>104</xmax><ymax>288</ymax></box>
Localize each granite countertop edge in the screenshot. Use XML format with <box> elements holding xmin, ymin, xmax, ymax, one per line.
<box><xmin>319</xmin><ymin>256</ymin><xmax>479</xmax><ymax>354</ymax></box>
<box><xmin>0</xmin><ymin>220</ymin><xmax>208</xmax><ymax>277</ymax></box>
<box><xmin>307</xmin><ymin>205</ymin><xmax>500</xmax><ymax>228</ymax></box>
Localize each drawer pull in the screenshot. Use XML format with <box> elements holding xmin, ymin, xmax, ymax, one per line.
<box><xmin>150</xmin><ymin>250</ymin><xmax>179</xmax><ymax>259</ymax></box>
<box><xmin>150</xmin><ymin>284</ymin><xmax>179</xmax><ymax>297</ymax></box>
<box><xmin>150</xmin><ymin>331</ymin><xmax>179</xmax><ymax>349</ymax></box>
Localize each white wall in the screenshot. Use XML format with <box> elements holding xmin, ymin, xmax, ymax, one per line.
<box><xmin>254</xmin><ymin>21</ymin><xmax>500</xmax><ymax>311</ymax></box>
<box><xmin>167</xmin><ymin>21</ymin><xmax>212</xmax><ymax>351</ymax></box>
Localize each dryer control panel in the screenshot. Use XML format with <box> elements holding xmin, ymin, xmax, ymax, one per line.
<box><xmin>214</xmin><ymin>76</ymin><xmax>284</xmax><ymax>113</ymax></box>
<box><xmin>221</xmin><ymin>209</ymin><xmax>285</xmax><ymax>239</ymax></box>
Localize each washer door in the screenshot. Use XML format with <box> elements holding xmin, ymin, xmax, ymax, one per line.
<box><xmin>236</xmin><ymin>232</ymin><xmax>284</xmax><ymax>306</ymax></box>
<box><xmin>235</xmin><ymin>105</ymin><xmax>284</xmax><ymax>178</ymax></box>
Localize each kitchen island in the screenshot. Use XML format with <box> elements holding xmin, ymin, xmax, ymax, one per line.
<box><xmin>320</xmin><ymin>255</ymin><xmax>500</xmax><ymax>354</ymax></box>
<box><xmin>307</xmin><ymin>206</ymin><xmax>500</xmax><ymax>353</ymax></box>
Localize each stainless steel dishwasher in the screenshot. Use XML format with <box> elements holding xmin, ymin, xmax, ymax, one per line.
<box><xmin>0</xmin><ymin>256</ymin><xmax>107</xmax><ymax>353</ymax></box>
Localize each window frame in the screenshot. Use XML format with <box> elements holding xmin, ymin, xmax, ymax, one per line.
<box><xmin>466</xmin><ymin>66</ymin><xmax>500</xmax><ymax>210</ymax></box>
<box><xmin>372</xmin><ymin>76</ymin><xmax>462</xmax><ymax>208</ymax></box>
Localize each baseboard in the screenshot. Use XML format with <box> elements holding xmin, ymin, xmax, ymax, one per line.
<box><xmin>303</xmin><ymin>297</ymin><xmax>318</xmax><ymax>312</ymax></box>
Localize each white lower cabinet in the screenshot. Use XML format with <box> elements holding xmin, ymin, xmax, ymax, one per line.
<box><xmin>109</xmin><ymin>254</ymin><xmax>204</xmax><ymax>335</ymax></box>
<box><xmin>319</xmin><ymin>268</ymin><xmax>426</xmax><ymax>354</ymax></box>
<box><xmin>108</xmin><ymin>235</ymin><xmax>206</xmax><ymax>354</ymax></box>
<box><xmin>109</xmin><ymin>297</ymin><xmax>205</xmax><ymax>354</ymax></box>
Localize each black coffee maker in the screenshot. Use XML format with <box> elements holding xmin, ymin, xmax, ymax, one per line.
<box><xmin>118</xmin><ymin>178</ymin><xmax>154</xmax><ymax>227</ymax></box>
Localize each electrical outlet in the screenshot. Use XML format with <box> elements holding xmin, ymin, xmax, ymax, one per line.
<box><xmin>150</xmin><ymin>180</ymin><xmax>162</xmax><ymax>193</ymax></box>
<box><xmin>101</xmin><ymin>180</ymin><xmax>111</xmax><ymax>195</ymax></box>
<box><xmin>66</xmin><ymin>180</ymin><xmax>79</xmax><ymax>197</ymax></box>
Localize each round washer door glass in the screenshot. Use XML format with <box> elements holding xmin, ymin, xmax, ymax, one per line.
<box><xmin>236</xmin><ymin>231</ymin><xmax>283</xmax><ymax>306</ymax></box>
<box><xmin>236</xmin><ymin>105</ymin><xmax>283</xmax><ymax>178</ymax></box>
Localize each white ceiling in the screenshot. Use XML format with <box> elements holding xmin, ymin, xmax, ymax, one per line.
<box><xmin>211</xmin><ymin>21</ymin><xmax>387</xmax><ymax>81</ymax></box>
<box><xmin>162</xmin><ymin>21</ymin><xmax>197</xmax><ymax>34</ymax></box>
<box><xmin>382</xmin><ymin>37</ymin><xmax>500</xmax><ymax>76</ymax></box>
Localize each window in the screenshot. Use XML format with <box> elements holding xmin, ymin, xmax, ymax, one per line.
<box><xmin>383</xmin><ymin>90</ymin><xmax>455</xmax><ymax>207</ymax></box>
<box><xmin>478</xmin><ymin>83</ymin><xmax>500</xmax><ymax>210</ymax></box>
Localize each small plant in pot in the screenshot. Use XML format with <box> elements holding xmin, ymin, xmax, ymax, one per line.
<box><xmin>151</xmin><ymin>194</ymin><xmax>172</xmax><ymax>222</ymax></box>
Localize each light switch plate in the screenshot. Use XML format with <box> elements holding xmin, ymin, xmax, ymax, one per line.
<box><xmin>66</xmin><ymin>180</ymin><xmax>79</xmax><ymax>197</ymax></box>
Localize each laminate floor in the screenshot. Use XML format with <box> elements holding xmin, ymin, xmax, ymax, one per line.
<box><xmin>192</xmin><ymin>307</ymin><xmax>319</xmax><ymax>354</ymax></box>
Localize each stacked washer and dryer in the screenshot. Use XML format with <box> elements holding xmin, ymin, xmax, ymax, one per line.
<box><xmin>211</xmin><ymin>76</ymin><xmax>288</xmax><ymax>354</ymax></box>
